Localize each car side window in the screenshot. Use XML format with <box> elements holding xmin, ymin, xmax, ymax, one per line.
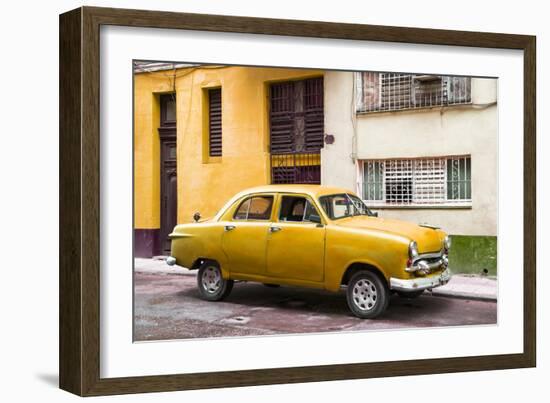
<box><xmin>279</xmin><ymin>196</ymin><xmax>320</xmax><ymax>223</ymax></box>
<box><xmin>303</xmin><ymin>200</ymin><xmax>319</xmax><ymax>222</ymax></box>
<box><xmin>233</xmin><ymin>196</ymin><xmax>273</xmax><ymax>220</ymax></box>
<box><xmin>234</xmin><ymin>198</ymin><xmax>251</xmax><ymax>220</ymax></box>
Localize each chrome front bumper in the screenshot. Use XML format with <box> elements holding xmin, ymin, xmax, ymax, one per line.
<box><xmin>390</xmin><ymin>269</ymin><xmax>452</xmax><ymax>292</ymax></box>
<box><xmin>406</xmin><ymin>251</ymin><xmax>449</xmax><ymax>273</ymax></box>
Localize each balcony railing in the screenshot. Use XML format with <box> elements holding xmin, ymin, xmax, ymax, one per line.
<box><xmin>356</xmin><ymin>73</ymin><xmax>472</xmax><ymax>113</ymax></box>
<box><xmin>271</xmin><ymin>152</ymin><xmax>321</xmax><ymax>184</ymax></box>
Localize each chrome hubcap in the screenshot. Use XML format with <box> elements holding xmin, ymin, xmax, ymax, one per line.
<box><xmin>352</xmin><ymin>279</ymin><xmax>378</xmax><ymax>311</ymax></box>
<box><xmin>202</xmin><ymin>266</ymin><xmax>221</xmax><ymax>294</ymax></box>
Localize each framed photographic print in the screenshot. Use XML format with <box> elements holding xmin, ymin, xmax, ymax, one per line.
<box><xmin>59</xmin><ymin>6</ymin><xmax>536</xmax><ymax>396</ymax></box>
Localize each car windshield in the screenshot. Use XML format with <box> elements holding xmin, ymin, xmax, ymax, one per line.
<box><xmin>319</xmin><ymin>193</ymin><xmax>375</xmax><ymax>220</ymax></box>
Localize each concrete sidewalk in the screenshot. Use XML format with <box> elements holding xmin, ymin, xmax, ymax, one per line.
<box><xmin>134</xmin><ymin>258</ymin><xmax>497</xmax><ymax>301</ymax></box>
<box><xmin>432</xmin><ymin>273</ymin><xmax>497</xmax><ymax>301</ymax></box>
<box><xmin>134</xmin><ymin>257</ymin><xmax>191</xmax><ymax>276</ymax></box>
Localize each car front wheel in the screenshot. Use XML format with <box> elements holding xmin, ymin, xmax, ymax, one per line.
<box><xmin>197</xmin><ymin>261</ymin><xmax>234</xmax><ymax>301</ymax></box>
<box><xmin>346</xmin><ymin>270</ymin><xmax>389</xmax><ymax>319</ymax></box>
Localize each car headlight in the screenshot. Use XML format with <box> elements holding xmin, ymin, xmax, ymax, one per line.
<box><xmin>409</xmin><ymin>241</ymin><xmax>419</xmax><ymax>259</ymax></box>
<box><xmin>444</xmin><ymin>235</ymin><xmax>451</xmax><ymax>251</ymax></box>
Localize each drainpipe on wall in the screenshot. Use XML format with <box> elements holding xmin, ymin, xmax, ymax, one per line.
<box><xmin>350</xmin><ymin>72</ymin><xmax>359</xmax><ymax>164</ymax></box>
<box><xmin>351</xmin><ymin>72</ymin><xmax>360</xmax><ymax>195</ymax></box>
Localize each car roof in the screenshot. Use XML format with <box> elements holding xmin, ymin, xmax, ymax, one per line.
<box><xmin>213</xmin><ymin>184</ymin><xmax>358</xmax><ymax>221</ymax></box>
<box><xmin>235</xmin><ymin>184</ymin><xmax>356</xmax><ymax>198</ymax></box>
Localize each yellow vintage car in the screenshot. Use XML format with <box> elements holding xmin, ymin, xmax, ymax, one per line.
<box><xmin>167</xmin><ymin>185</ymin><xmax>451</xmax><ymax>319</ymax></box>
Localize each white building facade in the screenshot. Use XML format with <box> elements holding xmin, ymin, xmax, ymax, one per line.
<box><xmin>322</xmin><ymin>71</ymin><xmax>497</xmax><ymax>237</ymax></box>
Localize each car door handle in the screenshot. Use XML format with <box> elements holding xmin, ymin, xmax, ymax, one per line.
<box><xmin>224</xmin><ymin>225</ymin><xmax>236</xmax><ymax>232</ymax></box>
<box><xmin>270</xmin><ymin>226</ymin><xmax>282</xmax><ymax>233</ymax></box>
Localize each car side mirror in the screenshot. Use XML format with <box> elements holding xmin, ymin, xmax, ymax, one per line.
<box><xmin>193</xmin><ymin>212</ymin><xmax>201</xmax><ymax>222</ymax></box>
<box><xmin>309</xmin><ymin>214</ymin><xmax>321</xmax><ymax>224</ymax></box>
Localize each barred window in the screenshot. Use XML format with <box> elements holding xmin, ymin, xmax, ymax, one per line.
<box><xmin>356</xmin><ymin>72</ymin><xmax>471</xmax><ymax>113</ymax></box>
<box><xmin>360</xmin><ymin>156</ymin><xmax>471</xmax><ymax>207</ymax></box>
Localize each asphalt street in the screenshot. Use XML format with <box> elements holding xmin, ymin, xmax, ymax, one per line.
<box><xmin>134</xmin><ymin>271</ymin><xmax>497</xmax><ymax>341</ymax></box>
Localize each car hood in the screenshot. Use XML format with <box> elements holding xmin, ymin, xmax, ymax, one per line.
<box><xmin>335</xmin><ymin>216</ymin><xmax>445</xmax><ymax>253</ymax></box>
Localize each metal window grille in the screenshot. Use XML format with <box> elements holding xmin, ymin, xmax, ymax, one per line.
<box><xmin>271</xmin><ymin>152</ymin><xmax>321</xmax><ymax>184</ymax></box>
<box><xmin>356</xmin><ymin>72</ymin><xmax>471</xmax><ymax>113</ymax></box>
<box><xmin>359</xmin><ymin>156</ymin><xmax>471</xmax><ymax>207</ymax></box>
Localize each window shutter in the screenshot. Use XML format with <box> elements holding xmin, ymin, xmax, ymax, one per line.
<box><xmin>270</xmin><ymin>78</ymin><xmax>324</xmax><ymax>154</ymax></box>
<box><xmin>447</xmin><ymin>76</ymin><xmax>472</xmax><ymax>104</ymax></box>
<box><xmin>304</xmin><ymin>77</ymin><xmax>324</xmax><ymax>151</ymax></box>
<box><xmin>269</xmin><ymin>82</ymin><xmax>294</xmax><ymax>154</ymax></box>
<box><xmin>357</xmin><ymin>72</ymin><xmax>380</xmax><ymax>112</ymax></box>
<box><xmin>208</xmin><ymin>88</ymin><xmax>222</xmax><ymax>157</ymax></box>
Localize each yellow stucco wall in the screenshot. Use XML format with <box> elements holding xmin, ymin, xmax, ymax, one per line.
<box><xmin>134</xmin><ymin>73</ymin><xmax>174</xmax><ymax>229</ymax></box>
<box><xmin>134</xmin><ymin>66</ymin><xmax>323</xmax><ymax>228</ymax></box>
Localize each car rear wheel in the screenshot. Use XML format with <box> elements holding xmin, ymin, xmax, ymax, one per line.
<box><xmin>197</xmin><ymin>261</ymin><xmax>233</xmax><ymax>301</ymax></box>
<box><xmin>346</xmin><ymin>270</ymin><xmax>389</xmax><ymax>319</ymax></box>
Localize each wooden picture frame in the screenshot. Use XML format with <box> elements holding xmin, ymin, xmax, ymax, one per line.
<box><xmin>59</xmin><ymin>6</ymin><xmax>536</xmax><ymax>396</ymax></box>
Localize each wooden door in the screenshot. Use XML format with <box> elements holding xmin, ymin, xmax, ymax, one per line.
<box><xmin>160</xmin><ymin>138</ymin><xmax>177</xmax><ymax>254</ymax></box>
<box><xmin>158</xmin><ymin>94</ymin><xmax>177</xmax><ymax>255</ymax></box>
